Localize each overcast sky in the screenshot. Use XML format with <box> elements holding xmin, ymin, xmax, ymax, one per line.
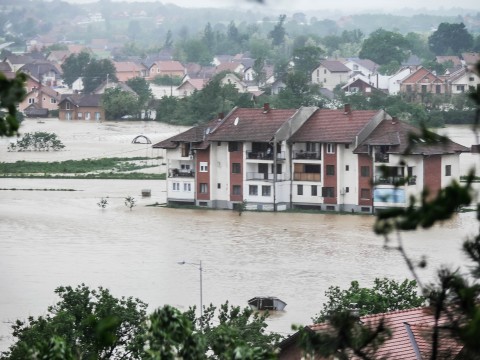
<box><xmin>156</xmin><ymin>0</ymin><xmax>478</xmax><ymax>12</ymax></box>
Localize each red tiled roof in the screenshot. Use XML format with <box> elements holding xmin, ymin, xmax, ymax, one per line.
<box><xmin>155</xmin><ymin>60</ymin><xmax>185</xmax><ymax>72</ymax></box>
<box><xmin>114</xmin><ymin>61</ymin><xmax>145</xmax><ymax>72</ymax></box>
<box><xmin>436</xmin><ymin>56</ymin><xmax>462</xmax><ymax>67</ymax></box>
<box><xmin>215</xmin><ymin>62</ymin><xmax>243</xmax><ymax>74</ymax></box>
<box><xmin>355</xmin><ymin>119</ymin><xmax>469</xmax><ymax>155</ymax></box>
<box><xmin>152</xmin><ymin>119</ymin><xmax>219</xmax><ymax>149</ymax></box>
<box><xmin>206</xmin><ymin>107</ymin><xmax>298</xmax><ymax>142</ymax></box>
<box><xmin>401</xmin><ymin>67</ymin><xmax>444</xmax><ymax>84</ymax></box>
<box><xmin>289</xmin><ymin>109</ymin><xmax>379</xmax><ymax>143</ymax></box>
<box><xmin>462</xmin><ymin>52</ymin><xmax>480</xmax><ymax>66</ymax></box>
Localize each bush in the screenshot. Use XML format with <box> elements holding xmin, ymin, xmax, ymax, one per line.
<box><xmin>8</xmin><ymin>132</ymin><xmax>65</xmax><ymax>151</ymax></box>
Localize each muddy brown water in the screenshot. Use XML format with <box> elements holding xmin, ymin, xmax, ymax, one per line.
<box><xmin>0</xmin><ymin>119</ymin><xmax>478</xmax><ymax>349</ymax></box>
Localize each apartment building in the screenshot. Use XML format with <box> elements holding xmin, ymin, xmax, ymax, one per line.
<box><xmin>153</xmin><ymin>104</ymin><xmax>468</xmax><ymax>212</ymax></box>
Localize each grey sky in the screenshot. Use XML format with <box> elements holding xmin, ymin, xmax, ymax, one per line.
<box><xmin>161</xmin><ymin>0</ymin><xmax>478</xmax><ymax>11</ymax></box>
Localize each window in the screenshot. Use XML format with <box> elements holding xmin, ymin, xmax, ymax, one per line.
<box><xmin>322</xmin><ymin>187</ymin><xmax>335</xmax><ymax>197</ymax></box>
<box><xmin>469</xmin><ymin>77</ymin><xmax>475</xmax><ymax>81</ymax></box>
<box><xmin>181</xmin><ymin>143</ymin><xmax>190</xmax><ymax>157</ymax></box>
<box><xmin>361</xmin><ymin>166</ymin><xmax>370</xmax><ymax>177</ymax></box>
<box><xmin>445</xmin><ymin>165</ymin><xmax>451</xmax><ymax>176</ymax></box>
<box><xmin>345</xmin><ymin>187</ymin><xmax>349</xmax><ymax>193</ymax></box>
<box><xmin>406</xmin><ymin>85</ymin><xmax>412</xmax><ymax>93</ymax></box>
<box><xmin>297</xmin><ymin>185</ymin><xmax>303</xmax><ymax>196</ymax></box>
<box><xmin>200</xmin><ymin>162</ymin><xmax>208</xmax><ymax>172</ymax></box>
<box><xmin>249</xmin><ymin>185</ymin><xmax>258</xmax><ymax>196</ymax></box>
<box><xmin>65</xmin><ymin>102</ymin><xmax>71</xmax><ymax>110</ymax></box>
<box><xmin>50</xmin><ymin>98</ymin><xmax>56</xmax><ymax>104</ymax></box>
<box><xmin>228</xmin><ymin>142</ymin><xmax>239</xmax><ymax>152</ymax></box>
<box><xmin>95</xmin><ymin>112</ymin><xmax>101</xmax><ymax>120</ymax></box>
<box><xmin>457</xmin><ymin>85</ymin><xmax>465</xmax><ymax>93</ymax></box>
<box><xmin>85</xmin><ymin>112</ymin><xmax>91</xmax><ymax>120</ymax></box>
<box><xmin>326</xmin><ymin>165</ymin><xmax>335</xmax><ymax>176</ymax></box>
<box><xmin>181</xmin><ymin>164</ymin><xmax>190</xmax><ymax>170</ymax></box>
<box><xmin>311</xmin><ymin>185</ymin><xmax>317</xmax><ymax>196</ymax></box>
<box><xmin>345</xmin><ymin>165</ymin><xmax>349</xmax><ymax>171</ymax></box>
<box><xmin>28</xmin><ymin>98</ymin><xmax>35</xmax><ymax>104</ymax></box>
<box><xmin>232</xmin><ymin>163</ymin><xmax>241</xmax><ymax>173</ymax></box>
<box><xmin>345</xmin><ymin>144</ymin><xmax>350</xmax><ymax>149</ymax></box>
<box><xmin>184</xmin><ymin>183</ymin><xmax>191</xmax><ymax>192</ymax></box>
<box><xmin>217</xmin><ymin>183</ymin><xmax>221</xmax><ymax>189</ymax></box>
<box><xmin>421</xmin><ymin>85</ymin><xmax>427</xmax><ymax>93</ymax></box>
<box><xmin>262</xmin><ymin>185</ymin><xmax>271</xmax><ymax>196</ymax></box>
<box><xmin>324</xmin><ymin>69</ymin><xmax>327</xmax><ymax>74</ymax></box>
<box><xmin>172</xmin><ymin>183</ymin><xmax>180</xmax><ymax>191</ymax></box>
<box><xmin>360</xmin><ymin>188</ymin><xmax>370</xmax><ymax>199</ymax></box>
<box><xmin>304</xmin><ymin>164</ymin><xmax>320</xmax><ymax>173</ymax></box>
<box><xmin>436</xmin><ymin>85</ymin><xmax>441</xmax><ymax>94</ymax></box>
<box><xmin>326</xmin><ymin>143</ymin><xmax>335</xmax><ymax>154</ymax></box>
<box><xmin>78</xmin><ymin>112</ymin><xmax>83</xmax><ymax>118</ymax></box>
<box><xmin>199</xmin><ymin>183</ymin><xmax>208</xmax><ymax>194</ymax></box>
<box><xmin>232</xmin><ymin>185</ymin><xmax>241</xmax><ymax>195</ymax></box>
<box><xmin>271</xmin><ymin>164</ymin><xmax>282</xmax><ymax>174</ymax></box>
<box><xmin>217</xmin><ymin>142</ymin><xmax>222</xmax><ymax>146</ymax></box>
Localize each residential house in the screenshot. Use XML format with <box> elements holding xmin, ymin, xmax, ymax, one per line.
<box><xmin>270</xmin><ymin>79</ymin><xmax>286</xmax><ymax>95</ymax></box>
<box><xmin>153</xmin><ymin>104</ymin><xmax>467</xmax><ymax>212</ymax></box>
<box><xmin>399</xmin><ymin>66</ymin><xmax>446</xmax><ymax>101</ymax></box>
<box><xmin>212</xmin><ymin>55</ymin><xmax>234</xmax><ymax>66</ymax></box>
<box><xmin>445</xmin><ymin>66</ymin><xmax>480</xmax><ymax>94</ymax></box>
<box><xmin>93</xmin><ymin>80</ymin><xmax>137</xmax><ymax>95</ymax></box>
<box><xmin>387</xmin><ymin>67</ymin><xmax>413</xmax><ymax>95</ymax></box>
<box><xmin>219</xmin><ymin>72</ymin><xmax>247</xmax><ymax>93</ymax></box>
<box><xmin>461</xmin><ymin>52</ymin><xmax>480</xmax><ymax>69</ymax></box>
<box><xmin>3</xmin><ymin>54</ymin><xmax>34</xmax><ymax>72</ymax></box>
<box><xmin>215</xmin><ymin>62</ymin><xmax>244</xmax><ymax>76</ymax></box>
<box><xmin>176</xmin><ymin>78</ymin><xmax>208</xmax><ymax>98</ymax></box>
<box><xmin>341</xmin><ymin>75</ymin><xmax>386</xmax><ymax>96</ymax></box>
<box><xmin>311</xmin><ymin>60</ymin><xmax>351</xmax><ymax>91</ymax></box>
<box><xmin>436</xmin><ymin>55</ymin><xmax>462</xmax><ymax>68</ymax></box>
<box><xmin>148</xmin><ymin>60</ymin><xmax>185</xmax><ymax>80</ymax></box>
<box><xmin>20</xmin><ymin>83</ymin><xmax>61</xmax><ymax>116</ymax></box>
<box><xmin>113</xmin><ymin>61</ymin><xmax>147</xmax><ymax>82</ymax></box>
<box><xmin>343</xmin><ymin>57</ymin><xmax>379</xmax><ymax>78</ymax></box>
<box><xmin>46</xmin><ymin>50</ymin><xmax>70</xmax><ymax>65</ymax></box>
<box><xmin>58</xmin><ymin>93</ymin><xmax>104</xmax><ymax>121</ymax></box>
<box><xmin>18</xmin><ymin>60</ymin><xmax>63</xmax><ymax>87</ymax></box>
<box><xmin>278</xmin><ymin>307</ymin><xmax>464</xmax><ymax>360</ymax></box>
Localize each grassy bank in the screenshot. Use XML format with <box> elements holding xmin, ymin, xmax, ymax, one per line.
<box><xmin>0</xmin><ymin>157</ymin><xmax>166</xmax><ymax>180</ymax></box>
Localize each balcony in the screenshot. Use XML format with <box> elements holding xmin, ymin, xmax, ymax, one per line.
<box><xmin>374</xmin><ymin>152</ymin><xmax>389</xmax><ymax>163</ymax></box>
<box><xmin>293</xmin><ymin>151</ymin><xmax>321</xmax><ymax>160</ymax></box>
<box><xmin>293</xmin><ymin>172</ymin><xmax>321</xmax><ymax>181</ymax></box>
<box><xmin>246</xmin><ymin>172</ymin><xmax>285</xmax><ymax>181</ymax></box>
<box><xmin>246</xmin><ymin>151</ymin><xmax>285</xmax><ymax>160</ymax></box>
<box><xmin>169</xmin><ymin>168</ymin><xmax>195</xmax><ymax>178</ymax></box>
<box><xmin>374</xmin><ymin>175</ymin><xmax>416</xmax><ymax>186</ymax></box>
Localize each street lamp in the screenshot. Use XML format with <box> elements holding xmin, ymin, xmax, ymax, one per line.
<box><xmin>177</xmin><ymin>260</ymin><xmax>203</xmax><ymax>323</ymax></box>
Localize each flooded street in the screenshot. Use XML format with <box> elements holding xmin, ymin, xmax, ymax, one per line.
<box><xmin>0</xmin><ymin>119</ymin><xmax>479</xmax><ymax>350</ymax></box>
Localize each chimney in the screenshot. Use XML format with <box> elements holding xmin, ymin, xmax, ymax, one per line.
<box><xmin>218</xmin><ymin>112</ymin><xmax>224</xmax><ymax>121</ymax></box>
<box><xmin>344</xmin><ymin>103</ymin><xmax>351</xmax><ymax>115</ymax></box>
<box><xmin>263</xmin><ymin>103</ymin><xmax>270</xmax><ymax>113</ymax></box>
<box><xmin>391</xmin><ymin>116</ymin><xmax>398</xmax><ymax>124</ymax></box>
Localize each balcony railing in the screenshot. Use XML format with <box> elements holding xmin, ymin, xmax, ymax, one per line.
<box><xmin>246</xmin><ymin>151</ymin><xmax>285</xmax><ymax>160</ymax></box>
<box><xmin>374</xmin><ymin>176</ymin><xmax>416</xmax><ymax>185</ymax></box>
<box><xmin>169</xmin><ymin>168</ymin><xmax>195</xmax><ymax>178</ymax></box>
<box><xmin>374</xmin><ymin>152</ymin><xmax>389</xmax><ymax>163</ymax></box>
<box><xmin>246</xmin><ymin>172</ymin><xmax>285</xmax><ymax>181</ymax></box>
<box><xmin>293</xmin><ymin>151</ymin><xmax>321</xmax><ymax>160</ymax></box>
<box><xmin>293</xmin><ymin>172</ymin><xmax>321</xmax><ymax>181</ymax></box>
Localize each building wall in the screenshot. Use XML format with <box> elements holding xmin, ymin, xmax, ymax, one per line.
<box><xmin>441</xmin><ymin>154</ymin><xmax>461</xmax><ymax>187</ymax></box>
<box><xmin>358</xmin><ymin>153</ymin><xmax>373</xmax><ymax>207</ymax></box>
<box><xmin>338</xmin><ymin>143</ymin><xmax>359</xmax><ymax>208</ymax></box>
<box><xmin>196</xmin><ymin>149</ymin><xmax>211</xmax><ymax>201</ymax></box>
<box><xmin>423</xmin><ymin>155</ymin><xmax>442</xmax><ymax>199</ymax></box>
<box><xmin>323</xmin><ymin>143</ymin><xmax>337</xmax><ymax>205</ymax></box>
<box><xmin>229</xmin><ymin>143</ymin><xmax>244</xmax><ymax>203</ymax></box>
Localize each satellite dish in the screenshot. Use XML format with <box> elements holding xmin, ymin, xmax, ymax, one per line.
<box><xmin>234</xmin><ymin>117</ymin><xmax>239</xmax><ymax>126</ymax></box>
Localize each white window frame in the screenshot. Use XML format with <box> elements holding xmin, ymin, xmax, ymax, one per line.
<box><xmin>326</xmin><ymin>143</ymin><xmax>335</xmax><ymax>154</ymax></box>
<box><xmin>172</xmin><ymin>182</ymin><xmax>180</xmax><ymax>191</ymax></box>
<box><xmin>200</xmin><ymin>162</ymin><xmax>208</xmax><ymax>172</ymax></box>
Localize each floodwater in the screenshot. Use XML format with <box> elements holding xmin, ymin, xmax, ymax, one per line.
<box><xmin>0</xmin><ymin>119</ymin><xmax>479</xmax><ymax>350</ymax></box>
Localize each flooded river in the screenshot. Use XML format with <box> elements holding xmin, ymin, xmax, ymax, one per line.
<box><xmin>0</xmin><ymin>119</ymin><xmax>479</xmax><ymax>350</ymax></box>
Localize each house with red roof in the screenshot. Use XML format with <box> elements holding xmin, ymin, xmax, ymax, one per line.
<box><xmin>113</xmin><ymin>61</ymin><xmax>147</xmax><ymax>82</ymax></box>
<box><xmin>147</xmin><ymin>60</ymin><xmax>185</xmax><ymax>80</ymax></box>
<box><xmin>278</xmin><ymin>307</ymin><xmax>464</xmax><ymax>360</ymax></box>
<box><xmin>399</xmin><ymin>67</ymin><xmax>446</xmax><ymax>101</ymax></box>
<box><xmin>153</xmin><ymin>103</ymin><xmax>467</xmax><ymax>212</ymax></box>
<box><xmin>176</xmin><ymin>78</ymin><xmax>208</xmax><ymax>98</ymax></box>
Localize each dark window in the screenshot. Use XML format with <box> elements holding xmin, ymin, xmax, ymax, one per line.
<box><xmin>217</xmin><ymin>142</ymin><xmax>222</xmax><ymax>146</ymax></box>
<box><xmin>305</xmin><ymin>164</ymin><xmax>321</xmax><ymax>173</ymax></box>
<box><xmin>232</xmin><ymin>185</ymin><xmax>241</xmax><ymax>195</ymax></box>
<box><xmin>361</xmin><ymin>166</ymin><xmax>370</xmax><ymax>177</ymax></box>
<box><xmin>345</xmin><ymin>187</ymin><xmax>349</xmax><ymax>193</ymax></box>
<box><xmin>232</xmin><ymin>163</ymin><xmax>241</xmax><ymax>173</ymax></box>
<box><xmin>271</xmin><ymin>164</ymin><xmax>282</xmax><ymax>174</ymax></box>
<box><xmin>297</xmin><ymin>185</ymin><xmax>303</xmax><ymax>195</ymax></box>
<box><xmin>217</xmin><ymin>183</ymin><xmax>221</xmax><ymax>189</ymax></box>
<box><xmin>322</xmin><ymin>187</ymin><xmax>335</xmax><ymax>197</ymax></box>
<box><xmin>326</xmin><ymin>165</ymin><xmax>335</xmax><ymax>176</ymax></box>
<box><xmin>421</xmin><ymin>85</ymin><xmax>427</xmax><ymax>93</ymax></box>
<box><xmin>436</xmin><ymin>85</ymin><xmax>441</xmax><ymax>94</ymax></box>
<box><xmin>360</xmin><ymin>188</ymin><xmax>370</xmax><ymax>199</ymax></box>
<box><xmin>345</xmin><ymin>144</ymin><xmax>350</xmax><ymax>149</ymax></box>
<box><xmin>199</xmin><ymin>183</ymin><xmax>208</xmax><ymax>194</ymax></box>
<box><xmin>406</xmin><ymin>85</ymin><xmax>412</xmax><ymax>93</ymax></box>
<box><xmin>445</xmin><ymin>165</ymin><xmax>451</xmax><ymax>176</ymax></box>
<box><xmin>326</xmin><ymin>205</ymin><xmax>335</xmax><ymax>211</ymax></box>
<box><xmin>249</xmin><ymin>185</ymin><xmax>258</xmax><ymax>196</ymax></box>
<box><xmin>228</xmin><ymin>142</ymin><xmax>239</xmax><ymax>152</ymax></box>
<box><xmin>311</xmin><ymin>185</ymin><xmax>317</xmax><ymax>196</ymax></box>
<box><xmin>361</xmin><ymin>207</ymin><xmax>370</xmax><ymax>212</ymax></box>
<box><xmin>262</xmin><ymin>186</ymin><xmax>271</xmax><ymax>196</ymax></box>
<box><xmin>181</xmin><ymin>143</ymin><xmax>190</xmax><ymax>157</ymax></box>
<box><xmin>346</xmin><ymin>165</ymin><xmax>349</xmax><ymax>171</ymax></box>
<box><xmin>199</xmin><ymin>201</ymin><xmax>208</xmax><ymax>207</ymax></box>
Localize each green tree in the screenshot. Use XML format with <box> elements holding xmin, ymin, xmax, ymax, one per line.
<box><xmin>292</xmin><ymin>45</ymin><xmax>324</xmax><ymax>77</ymax></box>
<box><xmin>83</xmin><ymin>59</ymin><xmax>117</xmax><ymax>94</ymax></box>
<box><xmin>269</xmin><ymin>14</ymin><xmax>287</xmax><ymax>47</ymax></box>
<box><xmin>359</xmin><ymin>28</ymin><xmax>409</xmax><ymax>65</ymax></box>
<box><xmin>0</xmin><ymin>72</ymin><xmax>26</xmax><ymax>137</ymax></box>
<box><xmin>252</xmin><ymin>57</ymin><xmax>266</xmax><ymax>85</ymax></box>
<box><xmin>428</xmin><ymin>22</ymin><xmax>474</xmax><ymax>55</ymax></box>
<box><xmin>1</xmin><ymin>284</ymin><xmax>147</xmax><ymax>360</ymax></box>
<box><xmin>61</xmin><ymin>51</ymin><xmax>92</xmax><ymax>88</ymax></box>
<box><xmin>312</xmin><ymin>278</ymin><xmax>426</xmax><ymax>324</ymax></box>
<box><xmin>101</xmin><ymin>87</ymin><xmax>139</xmax><ymax>120</ymax></box>
<box><xmin>164</xmin><ymin>29</ymin><xmax>173</xmax><ymax>49</ymax></box>
<box><xmin>126</xmin><ymin>77</ymin><xmax>153</xmax><ymax>118</ymax></box>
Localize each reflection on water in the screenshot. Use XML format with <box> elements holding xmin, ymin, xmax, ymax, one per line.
<box><xmin>0</xmin><ymin>178</ymin><xmax>475</xmax><ymax>349</ymax></box>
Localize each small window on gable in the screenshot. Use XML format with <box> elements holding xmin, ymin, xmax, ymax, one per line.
<box><xmin>445</xmin><ymin>165</ymin><xmax>451</xmax><ymax>176</ymax></box>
